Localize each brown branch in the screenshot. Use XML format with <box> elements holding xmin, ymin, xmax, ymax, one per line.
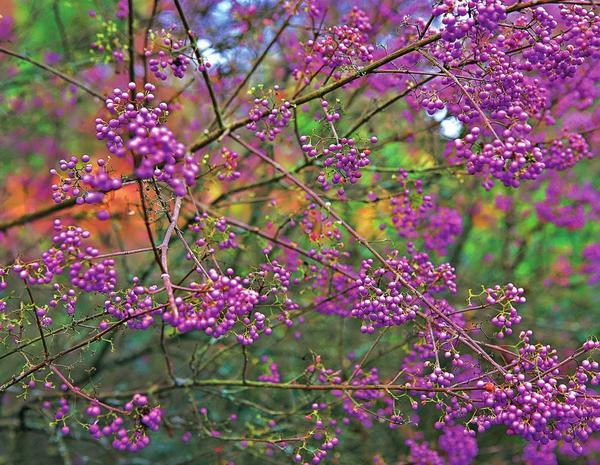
<box><xmin>0</xmin><ymin>198</ymin><xmax>77</xmax><ymax>233</ymax></box>
<box><xmin>127</xmin><ymin>0</ymin><xmax>136</xmax><ymax>84</ymax></box>
<box><xmin>230</xmin><ymin>134</ymin><xmax>508</xmax><ymax>375</ymax></box>
<box><xmin>221</xmin><ymin>1</ymin><xmax>299</xmax><ymax>112</ymax></box>
<box><xmin>0</xmin><ymin>46</ymin><xmax>105</xmax><ymax>100</ymax></box>
<box><xmin>172</xmin><ymin>0</ymin><xmax>225</xmax><ymax>129</ymax></box>
<box><xmin>159</xmin><ymin>196</ymin><xmax>183</xmax><ymax>318</ymax></box>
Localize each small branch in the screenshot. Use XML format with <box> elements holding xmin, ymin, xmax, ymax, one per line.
<box><xmin>127</xmin><ymin>0</ymin><xmax>136</xmax><ymax>84</ymax></box>
<box><xmin>138</xmin><ymin>179</ymin><xmax>165</xmax><ymax>274</ymax></box>
<box><xmin>0</xmin><ymin>46</ymin><xmax>105</xmax><ymax>100</ymax></box>
<box><xmin>26</xmin><ymin>286</ymin><xmax>49</xmax><ymax>360</ymax></box>
<box><xmin>186</xmin><ymin>194</ymin><xmax>354</xmax><ymax>279</ymax></box>
<box><xmin>52</xmin><ymin>0</ymin><xmax>71</xmax><ymax>61</ymax></box>
<box><xmin>347</xmin><ymin>327</ymin><xmax>388</xmax><ymax>383</ymax></box>
<box><xmin>0</xmin><ymin>198</ymin><xmax>77</xmax><ymax>233</ymax></box>
<box><xmin>83</xmin><ymin>378</ymin><xmax>487</xmax><ymax>397</ymax></box>
<box><xmin>419</xmin><ymin>49</ymin><xmax>503</xmax><ymax>143</ymax></box>
<box><xmin>160</xmin><ymin>321</ymin><xmax>177</xmax><ymax>383</ymax></box>
<box><xmin>49</xmin><ymin>365</ymin><xmax>128</xmax><ymax>415</ymax></box>
<box><xmin>342</xmin><ymin>76</ymin><xmax>434</xmax><ymax>138</ymax></box>
<box><xmin>419</xmin><ymin>15</ymin><xmax>435</xmax><ymax>39</ymax></box>
<box><xmin>241</xmin><ymin>345</ymin><xmax>249</xmax><ymax>386</ymax></box>
<box><xmin>160</xmin><ymin>196</ymin><xmax>183</xmax><ymax>318</ymax></box>
<box><xmin>143</xmin><ymin>0</ymin><xmax>160</xmax><ymax>83</ymax></box>
<box><xmin>221</xmin><ymin>1</ymin><xmax>299</xmax><ymax>112</ymax></box>
<box><xmin>172</xmin><ymin>0</ymin><xmax>225</xmax><ymax>129</ymax></box>
<box><xmin>0</xmin><ymin>311</ymin><xmax>105</xmax><ymax>362</ymax></box>
<box><xmin>0</xmin><ymin>301</ymin><xmax>170</xmax><ymax>392</ymax></box>
<box><xmin>230</xmin><ymin>134</ymin><xmax>507</xmax><ymax>375</ymax></box>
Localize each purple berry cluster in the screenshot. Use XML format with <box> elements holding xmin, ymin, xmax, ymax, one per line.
<box><xmin>472</xmin><ymin>333</ymin><xmax>600</xmax><ymax>452</ymax></box>
<box><xmin>522</xmin><ymin>441</ymin><xmax>557</xmax><ymax>465</ymax></box>
<box><xmin>542</xmin><ymin>131</ymin><xmax>593</xmax><ymax>171</ymax></box>
<box><xmin>130</xmin><ymin>125</ymin><xmax>198</xmax><ymax>197</ymax></box>
<box><xmin>582</xmin><ymin>242</ymin><xmax>600</xmax><ymax>285</ymax></box>
<box><xmin>422</xmin><ymin>207</ymin><xmax>463</xmax><ymax>255</ymax></box>
<box><xmin>294</xmin><ymin>7</ymin><xmax>374</xmax><ymax>82</ymax></box>
<box><xmin>50</xmin><ymin>155</ymin><xmax>122</xmax><ymax>204</ymax></box>
<box><xmin>69</xmin><ymin>258</ymin><xmax>117</xmax><ymax>294</ymax></box>
<box><xmin>438</xmin><ymin>425</ymin><xmax>478</xmax><ymax>465</ymax></box>
<box><xmin>473</xmin><ymin>282</ymin><xmax>526</xmax><ymax>339</ymax></box>
<box><xmin>522</xmin><ymin>6</ymin><xmax>600</xmax><ymax>81</ymax></box>
<box><xmin>115</xmin><ymin>0</ymin><xmax>128</xmax><ymax>19</ymax></box>
<box><xmin>352</xmin><ymin>249</ymin><xmax>456</xmax><ymax>333</ymax></box>
<box><xmin>335</xmin><ymin>367</ymin><xmax>385</xmax><ymax>428</ymax></box>
<box><xmin>390</xmin><ymin>174</ymin><xmax>434</xmax><ymax>239</ymax></box>
<box><xmin>535</xmin><ymin>172</ymin><xmax>600</xmax><ymax>230</ymax></box>
<box><xmin>104</xmin><ymin>278</ymin><xmax>158</xmax><ymax>329</ymax></box>
<box><xmin>246</xmin><ymin>85</ymin><xmax>293</xmax><ymax>141</ymax></box>
<box><xmin>433</xmin><ymin>0</ymin><xmax>507</xmax><ymax>42</ymax></box>
<box><xmin>95</xmin><ymin>82</ymin><xmax>164</xmax><ymax>156</ymax></box>
<box><xmin>300</xmin><ymin>130</ymin><xmax>376</xmax><ymax>193</ymax></box>
<box><xmin>162</xmin><ymin>268</ymin><xmax>265</xmax><ymax>344</ymax></box>
<box><xmin>406</xmin><ymin>439</ymin><xmax>445</xmax><ymax>465</ymax></box>
<box><xmin>388</xmin><ymin>172</ymin><xmax>463</xmax><ymax>254</ymax></box>
<box><xmin>257</xmin><ymin>356</ymin><xmax>281</xmax><ymax>383</ymax></box>
<box><xmin>146</xmin><ymin>29</ymin><xmax>191</xmax><ymax>80</ymax></box>
<box><xmin>216</xmin><ymin>147</ymin><xmax>241</xmax><ymax>181</ymax></box>
<box><xmin>428</xmin><ymin>3</ymin><xmax>599</xmax><ymax>190</ymax></box>
<box><xmin>190</xmin><ymin>214</ymin><xmax>238</xmax><ymax>253</ymax></box>
<box><xmin>455</xmin><ymin>126</ymin><xmax>546</xmax><ymax>189</ymax></box>
<box><xmin>88</xmin><ymin>394</ymin><xmax>162</xmax><ymax>452</ymax></box>
<box><xmin>95</xmin><ymin>82</ymin><xmax>200</xmax><ymax>196</ymax></box>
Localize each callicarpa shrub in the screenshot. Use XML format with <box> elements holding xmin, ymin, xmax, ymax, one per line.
<box><xmin>1</xmin><ymin>0</ymin><xmax>600</xmax><ymax>464</ymax></box>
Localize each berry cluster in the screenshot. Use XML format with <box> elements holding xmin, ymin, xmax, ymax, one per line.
<box><xmin>542</xmin><ymin>131</ymin><xmax>593</xmax><ymax>171</ymax></box>
<box><xmin>216</xmin><ymin>147</ymin><xmax>241</xmax><ymax>181</ymax></box>
<box><xmin>50</xmin><ymin>155</ymin><xmax>122</xmax><ymax>204</ymax></box>
<box><xmin>406</xmin><ymin>439</ymin><xmax>445</xmax><ymax>465</ymax></box>
<box><xmin>428</xmin><ymin>4</ymin><xmax>599</xmax><ymax>190</ymax></box>
<box><xmin>95</xmin><ymin>82</ymin><xmax>164</xmax><ymax>156</ymax></box>
<box><xmin>535</xmin><ymin>172</ymin><xmax>600</xmax><ymax>230</ymax></box>
<box><xmin>246</xmin><ymin>85</ymin><xmax>293</xmax><ymax>141</ymax></box>
<box><xmin>472</xmin><ymin>333</ymin><xmax>600</xmax><ymax>451</ymax></box>
<box><xmin>95</xmin><ymin>82</ymin><xmax>200</xmax><ymax>195</ymax></box>
<box><xmin>433</xmin><ymin>0</ymin><xmax>507</xmax><ymax>42</ymax></box>
<box><xmin>87</xmin><ymin>394</ymin><xmax>162</xmax><ymax>451</ymax></box>
<box><xmin>352</xmin><ymin>249</ymin><xmax>456</xmax><ymax>333</ymax></box>
<box><xmin>294</xmin><ymin>7</ymin><xmax>374</xmax><ymax>82</ymax></box>
<box><xmin>470</xmin><ymin>283</ymin><xmax>526</xmax><ymax>339</ymax></box>
<box><xmin>582</xmin><ymin>242</ymin><xmax>600</xmax><ymax>285</ymax></box>
<box><xmin>301</xmin><ymin>130</ymin><xmax>376</xmax><ymax>193</ymax></box>
<box><xmin>438</xmin><ymin>425</ymin><xmax>478</xmax><ymax>465</ymax></box>
<box><xmin>522</xmin><ymin>6</ymin><xmax>600</xmax><ymax>81</ymax></box>
<box><xmin>146</xmin><ymin>30</ymin><xmax>191</xmax><ymax>80</ymax></box>
<box><xmin>455</xmin><ymin>126</ymin><xmax>546</xmax><ymax>189</ymax></box>
<box><xmin>257</xmin><ymin>356</ymin><xmax>281</xmax><ymax>383</ymax></box>
<box><xmin>162</xmin><ymin>268</ymin><xmax>265</xmax><ymax>345</ymax></box>
<box><xmin>190</xmin><ymin>214</ymin><xmax>238</xmax><ymax>254</ymax></box>
<box><xmin>115</xmin><ymin>0</ymin><xmax>128</xmax><ymax>19</ymax></box>
<box><xmin>129</xmin><ymin>125</ymin><xmax>197</xmax><ymax>197</ymax></box>
<box><xmin>104</xmin><ymin>277</ymin><xmax>158</xmax><ymax>329</ymax></box>
<box><xmin>387</xmin><ymin>173</ymin><xmax>465</xmax><ymax>255</ymax></box>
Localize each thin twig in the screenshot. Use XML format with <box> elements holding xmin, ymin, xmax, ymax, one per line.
<box><xmin>172</xmin><ymin>0</ymin><xmax>225</xmax><ymax>129</ymax></box>
<box><xmin>160</xmin><ymin>196</ymin><xmax>183</xmax><ymax>318</ymax></box>
<box><xmin>0</xmin><ymin>46</ymin><xmax>104</xmax><ymax>100</ymax></box>
<box><xmin>222</xmin><ymin>1</ymin><xmax>299</xmax><ymax>112</ymax></box>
